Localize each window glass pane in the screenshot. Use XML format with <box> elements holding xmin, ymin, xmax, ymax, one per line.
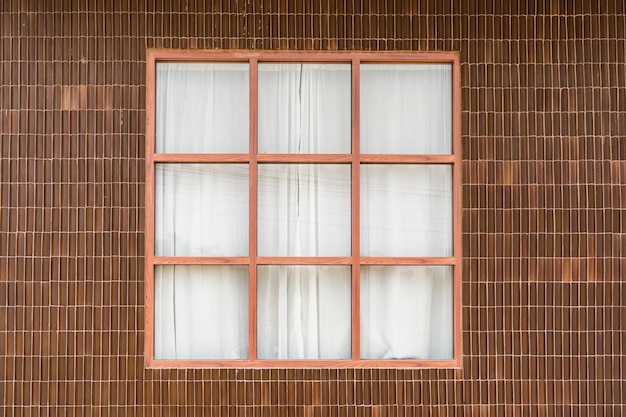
<box><xmin>154</xmin><ymin>265</ymin><xmax>249</xmax><ymax>360</ymax></box>
<box><xmin>257</xmin><ymin>265</ymin><xmax>351</xmax><ymax>359</ymax></box>
<box><xmin>360</xmin><ymin>266</ymin><xmax>453</xmax><ymax>360</ymax></box>
<box><xmin>155</xmin><ymin>164</ymin><xmax>249</xmax><ymax>256</ymax></box>
<box><xmin>258</xmin><ymin>164</ymin><xmax>351</xmax><ymax>256</ymax></box>
<box><xmin>156</xmin><ymin>63</ymin><xmax>249</xmax><ymax>153</ymax></box>
<box><xmin>361</xmin><ymin>64</ymin><xmax>451</xmax><ymax>154</ymax></box>
<box><xmin>361</xmin><ymin>164</ymin><xmax>452</xmax><ymax>257</ymax></box>
<box><xmin>258</xmin><ymin>64</ymin><xmax>351</xmax><ymax>154</ymax></box>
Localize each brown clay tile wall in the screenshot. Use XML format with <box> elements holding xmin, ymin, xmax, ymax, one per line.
<box><xmin>1</xmin><ymin>0</ymin><xmax>625</xmax><ymax>415</ymax></box>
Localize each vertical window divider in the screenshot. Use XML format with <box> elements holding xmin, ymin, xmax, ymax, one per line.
<box><xmin>249</xmin><ymin>58</ymin><xmax>259</xmax><ymax>361</ymax></box>
<box><xmin>452</xmin><ymin>55</ymin><xmax>463</xmax><ymax>365</ymax></box>
<box><xmin>144</xmin><ymin>50</ymin><xmax>156</xmax><ymax>366</ymax></box>
<box><xmin>351</xmin><ymin>58</ymin><xmax>361</xmax><ymax>361</ymax></box>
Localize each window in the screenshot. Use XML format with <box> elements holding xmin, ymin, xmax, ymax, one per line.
<box><xmin>145</xmin><ymin>51</ymin><xmax>461</xmax><ymax>367</ymax></box>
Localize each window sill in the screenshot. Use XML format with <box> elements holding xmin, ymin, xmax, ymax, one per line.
<box><xmin>145</xmin><ymin>358</ymin><xmax>463</xmax><ymax>369</ymax></box>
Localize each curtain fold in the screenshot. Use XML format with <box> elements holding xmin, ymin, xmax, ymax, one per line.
<box><xmin>257</xmin><ymin>265</ymin><xmax>351</xmax><ymax>359</ymax></box>
<box><xmin>155</xmin><ymin>265</ymin><xmax>249</xmax><ymax>360</ymax></box>
<box><xmin>257</xmin><ymin>64</ymin><xmax>352</xmax><ymax>359</ymax></box>
<box><xmin>359</xmin><ymin>64</ymin><xmax>453</xmax><ymax>360</ymax></box>
<box><xmin>360</xmin><ymin>266</ymin><xmax>453</xmax><ymax>360</ymax></box>
<box><xmin>156</xmin><ymin>63</ymin><xmax>249</xmax><ymax>153</ymax></box>
<box><xmin>154</xmin><ymin>64</ymin><xmax>250</xmax><ymax>360</ymax></box>
<box><xmin>258</xmin><ymin>64</ymin><xmax>351</xmax><ymax>154</ymax></box>
<box><xmin>360</xmin><ymin>164</ymin><xmax>452</xmax><ymax>257</ymax></box>
<box><xmin>155</xmin><ymin>164</ymin><xmax>249</xmax><ymax>257</ymax></box>
<box><xmin>258</xmin><ymin>164</ymin><xmax>351</xmax><ymax>257</ymax></box>
<box><xmin>257</xmin><ymin>163</ymin><xmax>352</xmax><ymax>358</ymax></box>
<box><xmin>360</xmin><ymin>64</ymin><xmax>451</xmax><ymax>154</ymax></box>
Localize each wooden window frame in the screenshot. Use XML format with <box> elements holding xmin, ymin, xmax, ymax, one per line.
<box><xmin>145</xmin><ymin>50</ymin><xmax>462</xmax><ymax>368</ymax></box>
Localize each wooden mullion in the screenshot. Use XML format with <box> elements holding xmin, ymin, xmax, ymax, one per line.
<box><xmin>360</xmin><ymin>154</ymin><xmax>455</xmax><ymax>164</ymax></box>
<box><xmin>360</xmin><ymin>257</ymin><xmax>457</xmax><ymax>265</ymax></box>
<box><xmin>154</xmin><ymin>154</ymin><xmax>250</xmax><ymax>163</ymax></box>
<box><xmin>256</xmin><ymin>154</ymin><xmax>454</xmax><ymax>164</ymax></box>
<box><xmin>452</xmin><ymin>54</ymin><xmax>463</xmax><ymax>365</ymax></box>
<box><xmin>249</xmin><ymin>58</ymin><xmax>259</xmax><ymax>361</ymax></box>
<box><xmin>351</xmin><ymin>58</ymin><xmax>361</xmax><ymax>361</ymax></box>
<box><xmin>153</xmin><ymin>257</ymin><xmax>249</xmax><ymax>265</ymax></box>
<box><xmin>144</xmin><ymin>49</ymin><xmax>157</xmax><ymax>367</ymax></box>
<box><xmin>256</xmin><ymin>257</ymin><xmax>352</xmax><ymax>265</ymax></box>
<box><xmin>257</xmin><ymin>154</ymin><xmax>352</xmax><ymax>163</ymax></box>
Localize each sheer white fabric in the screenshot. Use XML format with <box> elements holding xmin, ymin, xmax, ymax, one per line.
<box><xmin>258</xmin><ymin>64</ymin><xmax>351</xmax><ymax>154</ymax></box>
<box><xmin>361</xmin><ymin>64</ymin><xmax>451</xmax><ymax>154</ymax></box>
<box><xmin>258</xmin><ymin>164</ymin><xmax>351</xmax><ymax>257</ymax></box>
<box><xmin>154</xmin><ymin>62</ymin><xmax>454</xmax><ymax>361</ymax></box>
<box><xmin>155</xmin><ymin>265</ymin><xmax>248</xmax><ymax>360</ymax></box>
<box><xmin>361</xmin><ymin>164</ymin><xmax>452</xmax><ymax>257</ymax></box>
<box><xmin>360</xmin><ymin>266</ymin><xmax>453</xmax><ymax>360</ymax></box>
<box><xmin>257</xmin><ymin>64</ymin><xmax>352</xmax><ymax>358</ymax></box>
<box><xmin>155</xmin><ymin>164</ymin><xmax>249</xmax><ymax>257</ymax></box>
<box><xmin>360</xmin><ymin>65</ymin><xmax>453</xmax><ymax>359</ymax></box>
<box><xmin>154</xmin><ymin>64</ymin><xmax>250</xmax><ymax>359</ymax></box>
<box><xmin>257</xmin><ymin>266</ymin><xmax>351</xmax><ymax>359</ymax></box>
<box><xmin>156</xmin><ymin>63</ymin><xmax>249</xmax><ymax>153</ymax></box>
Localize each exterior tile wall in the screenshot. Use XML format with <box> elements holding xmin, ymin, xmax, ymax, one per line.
<box><xmin>1</xmin><ymin>1</ymin><xmax>624</xmax><ymax>415</ymax></box>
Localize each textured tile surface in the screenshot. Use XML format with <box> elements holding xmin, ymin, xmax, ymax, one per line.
<box><xmin>0</xmin><ymin>1</ymin><xmax>625</xmax><ymax>415</ymax></box>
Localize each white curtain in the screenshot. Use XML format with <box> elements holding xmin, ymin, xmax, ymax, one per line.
<box><xmin>257</xmin><ymin>266</ymin><xmax>351</xmax><ymax>359</ymax></box>
<box><xmin>155</xmin><ymin>265</ymin><xmax>248</xmax><ymax>360</ymax></box>
<box><xmin>360</xmin><ymin>164</ymin><xmax>452</xmax><ymax>257</ymax></box>
<box><xmin>154</xmin><ymin>64</ymin><xmax>250</xmax><ymax>360</ymax></box>
<box><xmin>154</xmin><ymin>164</ymin><xmax>250</xmax><ymax>359</ymax></box>
<box><xmin>360</xmin><ymin>64</ymin><xmax>451</xmax><ymax>154</ymax></box>
<box><xmin>156</xmin><ymin>63</ymin><xmax>249</xmax><ymax>153</ymax></box>
<box><xmin>257</xmin><ymin>64</ymin><xmax>352</xmax><ymax>359</ymax></box>
<box><xmin>154</xmin><ymin>62</ymin><xmax>454</xmax><ymax>361</ymax></box>
<box><xmin>359</xmin><ymin>166</ymin><xmax>453</xmax><ymax>359</ymax></box>
<box><xmin>359</xmin><ymin>64</ymin><xmax>453</xmax><ymax>359</ymax></box>
<box><xmin>257</xmin><ymin>164</ymin><xmax>351</xmax><ymax>257</ymax></box>
<box><xmin>360</xmin><ymin>266</ymin><xmax>453</xmax><ymax>359</ymax></box>
<box><xmin>258</xmin><ymin>63</ymin><xmax>351</xmax><ymax>154</ymax></box>
<box><xmin>155</xmin><ymin>164</ymin><xmax>249</xmax><ymax>257</ymax></box>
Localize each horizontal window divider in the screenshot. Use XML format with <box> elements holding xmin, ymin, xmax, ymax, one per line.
<box><xmin>257</xmin><ymin>154</ymin><xmax>353</xmax><ymax>163</ymax></box>
<box><xmin>148</xmin><ymin>49</ymin><xmax>459</xmax><ymax>64</ymax></box>
<box><xmin>256</xmin><ymin>155</ymin><xmax>456</xmax><ymax>164</ymax></box>
<box><xmin>147</xmin><ymin>359</ymin><xmax>461</xmax><ymax>369</ymax></box>
<box><xmin>254</xmin><ymin>257</ymin><xmax>456</xmax><ymax>265</ymax></box>
<box><xmin>154</xmin><ymin>154</ymin><xmax>250</xmax><ymax>163</ymax></box>
<box><xmin>360</xmin><ymin>154</ymin><xmax>455</xmax><ymax>164</ymax></box>
<box><xmin>153</xmin><ymin>257</ymin><xmax>249</xmax><ymax>265</ymax></box>
<box><xmin>360</xmin><ymin>257</ymin><xmax>456</xmax><ymax>265</ymax></box>
<box><xmin>152</xmin><ymin>257</ymin><xmax>456</xmax><ymax>266</ymax></box>
<box><xmin>256</xmin><ymin>257</ymin><xmax>352</xmax><ymax>265</ymax></box>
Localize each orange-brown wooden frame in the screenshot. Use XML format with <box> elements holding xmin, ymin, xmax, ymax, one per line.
<box><xmin>145</xmin><ymin>50</ymin><xmax>462</xmax><ymax>368</ymax></box>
